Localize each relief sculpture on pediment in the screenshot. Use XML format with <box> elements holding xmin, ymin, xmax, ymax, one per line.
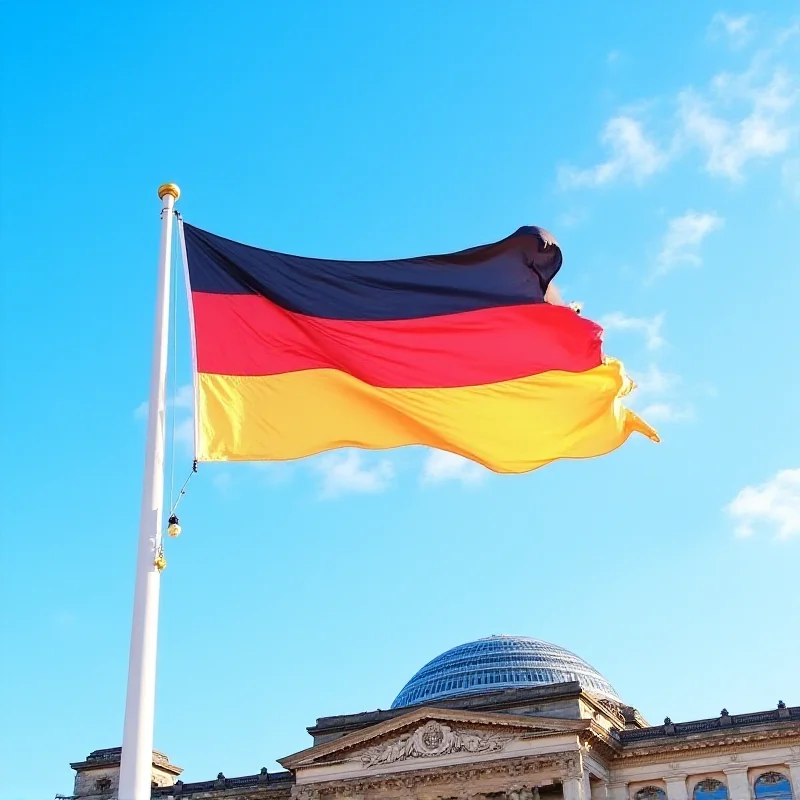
<box><xmin>360</xmin><ymin>720</ymin><xmax>511</xmax><ymax>768</ymax></box>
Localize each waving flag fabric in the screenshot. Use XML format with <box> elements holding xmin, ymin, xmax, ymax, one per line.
<box><xmin>182</xmin><ymin>222</ymin><xmax>657</xmax><ymax>473</ymax></box>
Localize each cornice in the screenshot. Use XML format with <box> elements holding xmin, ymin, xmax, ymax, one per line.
<box><xmin>292</xmin><ymin>751</ymin><xmax>580</xmax><ymax>797</ymax></box>
<box><xmin>283</xmin><ymin>707</ymin><xmax>588</xmax><ymax>770</ymax></box>
<box><xmin>580</xmin><ymin>722</ymin><xmax>623</xmax><ymax>763</ymax></box>
<box><xmin>621</xmin><ymin>710</ymin><xmax>799</xmax><ymax>746</ymax></box>
<box><xmin>307</xmin><ymin>682</ymin><xmax>592</xmax><ymax>738</ymax></box>
<box><xmin>615</xmin><ymin>728</ymin><xmax>800</xmax><ymax>765</ymax></box>
<box><xmin>71</xmin><ymin>748</ymin><xmax>182</xmax><ymax>776</ymax></box>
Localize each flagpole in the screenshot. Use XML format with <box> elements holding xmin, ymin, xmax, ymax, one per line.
<box><xmin>119</xmin><ymin>183</ymin><xmax>180</xmax><ymax>800</ymax></box>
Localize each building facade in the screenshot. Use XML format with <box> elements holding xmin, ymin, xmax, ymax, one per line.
<box><xmin>66</xmin><ymin>635</ymin><xmax>800</xmax><ymax>800</ymax></box>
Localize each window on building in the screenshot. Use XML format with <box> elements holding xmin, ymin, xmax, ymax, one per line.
<box><xmin>635</xmin><ymin>786</ymin><xmax>667</xmax><ymax>800</ymax></box>
<box><xmin>694</xmin><ymin>778</ymin><xmax>729</xmax><ymax>800</ymax></box>
<box><xmin>754</xmin><ymin>773</ymin><xmax>793</xmax><ymax>800</ymax></box>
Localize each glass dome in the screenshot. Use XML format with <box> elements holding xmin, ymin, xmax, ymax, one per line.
<box><xmin>391</xmin><ymin>634</ymin><xmax>620</xmax><ymax>709</ymax></box>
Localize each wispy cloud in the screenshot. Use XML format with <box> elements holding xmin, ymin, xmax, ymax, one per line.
<box><xmin>251</xmin><ymin>462</ymin><xmax>294</xmax><ymax>486</ymax></box>
<box><xmin>557</xmin><ymin>209</ymin><xmax>587</xmax><ymax>229</ymax></box>
<box><xmin>676</xmin><ymin>21</ymin><xmax>799</xmax><ymax>181</ymax></box>
<box><xmin>559</xmin><ymin>116</ymin><xmax>669</xmax><ymax>188</ymax></box>
<box><xmin>633</xmin><ymin>364</ymin><xmax>680</xmax><ymax>395</ymax></box>
<box><xmin>677</xmin><ymin>69</ymin><xmax>796</xmax><ymax>181</ymax></box>
<box><xmin>600</xmin><ymin>311</ymin><xmax>665</xmax><ymax>350</ymax></box>
<box><xmin>421</xmin><ymin>450</ymin><xmax>486</xmax><ymax>486</ymax></box>
<box><xmin>172</xmin><ymin>384</ymin><xmax>195</xmax><ymax>411</ymax></box>
<box><xmin>656</xmin><ymin>211</ymin><xmax>724</xmax><ymax>276</ymax></box>
<box><xmin>561</xmin><ymin>16</ymin><xmax>799</xmax><ymax>190</ymax></box>
<box><xmin>782</xmin><ymin>157</ymin><xmax>800</xmax><ymax>199</ymax></box>
<box><xmin>726</xmin><ymin>468</ymin><xmax>800</xmax><ymax>540</ymax></box>
<box><xmin>313</xmin><ymin>451</ymin><xmax>394</xmax><ymax>499</ymax></box>
<box><xmin>708</xmin><ymin>12</ymin><xmax>754</xmax><ymax>47</ymax></box>
<box><xmin>629</xmin><ymin>365</ymin><xmax>694</xmax><ymax>424</ymax></box>
<box><xmin>638</xmin><ymin>402</ymin><xmax>695</xmax><ymax>423</ymax></box>
<box><xmin>174</xmin><ymin>417</ymin><xmax>195</xmax><ymax>449</ymax></box>
<box><xmin>776</xmin><ymin>21</ymin><xmax>800</xmax><ymax>46</ymax></box>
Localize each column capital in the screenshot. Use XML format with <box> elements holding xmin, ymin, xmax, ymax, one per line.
<box><xmin>723</xmin><ymin>766</ymin><xmax>750</xmax><ymax>775</ymax></box>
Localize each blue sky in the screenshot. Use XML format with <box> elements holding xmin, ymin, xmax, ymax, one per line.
<box><xmin>1</xmin><ymin>2</ymin><xmax>799</xmax><ymax>798</ymax></box>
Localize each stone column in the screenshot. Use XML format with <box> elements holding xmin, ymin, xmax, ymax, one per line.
<box><xmin>564</xmin><ymin>776</ymin><xmax>585</xmax><ymax>800</ymax></box>
<box><xmin>785</xmin><ymin>758</ymin><xmax>800</xmax><ymax>800</ymax></box>
<box><xmin>607</xmin><ymin>781</ymin><xmax>629</xmax><ymax>800</ymax></box>
<box><xmin>592</xmin><ymin>781</ymin><xmax>610</xmax><ymax>800</ymax></box>
<box><xmin>664</xmin><ymin>775</ymin><xmax>689</xmax><ymax>800</ymax></box>
<box><xmin>583</xmin><ymin>770</ymin><xmax>593</xmax><ymax>800</ymax></box>
<box><xmin>563</xmin><ymin>755</ymin><xmax>586</xmax><ymax>800</ymax></box>
<box><xmin>723</xmin><ymin>766</ymin><xmax>751</xmax><ymax>800</ymax></box>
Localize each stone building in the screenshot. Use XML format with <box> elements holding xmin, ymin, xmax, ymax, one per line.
<box><xmin>66</xmin><ymin>635</ymin><xmax>799</xmax><ymax>800</ymax></box>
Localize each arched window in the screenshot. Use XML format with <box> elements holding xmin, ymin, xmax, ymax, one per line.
<box><xmin>694</xmin><ymin>779</ymin><xmax>729</xmax><ymax>800</ymax></box>
<box><xmin>635</xmin><ymin>786</ymin><xmax>667</xmax><ymax>800</ymax></box>
<box><xmin>754</xmin><ymin>773</ymin><xmax>793</xmax><ymax>800</ymax></box>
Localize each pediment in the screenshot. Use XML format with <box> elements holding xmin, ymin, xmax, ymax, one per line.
<box><xmin>280</xmin><ymin>707</ymin><xmax>589</xmax><ymax>771</ymax></box>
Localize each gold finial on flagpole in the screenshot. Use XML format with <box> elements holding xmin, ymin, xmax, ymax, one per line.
<box><xmin>157</xmin><ymin>183</ymin><xmax>181</xmax><ymax>201</ymax></box>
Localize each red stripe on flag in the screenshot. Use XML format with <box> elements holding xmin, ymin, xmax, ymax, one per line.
<box><xmin>191</xmin><ymin>291</ymin><xmax>603</xmax><ymax>389</ymax></box>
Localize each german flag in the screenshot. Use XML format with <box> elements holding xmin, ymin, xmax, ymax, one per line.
<box><xmin>182</xmin><ymin>223</ymin><xmax>657</xmax><ymax>473</ymax></box>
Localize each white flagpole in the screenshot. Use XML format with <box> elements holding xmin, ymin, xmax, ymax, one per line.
<box><xmin>119</xmin><ymin>183</ymin><xmax>180</xmax><ymax>800</ymax></box>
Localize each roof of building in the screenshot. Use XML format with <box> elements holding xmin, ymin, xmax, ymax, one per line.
<box><xmin>391</xmin><ymin>634</ymin><xmax>620</xmax><ymax>708</ymax></box>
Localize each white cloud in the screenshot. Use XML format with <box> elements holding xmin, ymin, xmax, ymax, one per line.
<box><xmin>600</xmin><ymin>312</ymin><xmax>665</xmax><ymax>350</ymax></box>
<box><xmin>638</xmin><ymin>402</ymin><xmax>695</xmax><ymax>423</ymax></box>
<box><xmin>173</xmin><ymin>384</ymin><xmax>195</xmax><ymax>411</ymax></box>
<box><xmin>628</xmin><ymin>365</ymin><xmax>694</xmax><ymax>425</ymax></box>
<box><xmin>677</xmin><ymin>68</ymin><xmax>796</xmax><ymax>181</ymax></box>
<box><xmin>559</xmin><ymin>116</ymin><xmax>669</xmax><ymax>188</ymax></box>
<box><xmin>557</xmin><ymin>210</ymin><xmax>586</xmax><ymax>228</ymax></box>
<box><xmin>708</xmin><ymin>12</ymin><xmax>754</xmax><ymax>47</ymax></box>
<box><xmin>562</xmin><ymin>18</ymin><xmax>799</xmax><ymax>190</ymax></box>
<box><xmin>776</xmin><ymin>21</ymin><xmax>800</xmax><ymax>46</ymax></box>
<box><xmin>251</xmin><ymin>462</ymin><xmax>294</xmax><ymax>486</ymax></box>
<box><xmin>174</xmin><ymin>417</ymin><xmax>195</xmax><ymax>449</ymax></box>
<box><xmin>313</xmin><ymin>451</ymin><xmax>394</xmax><ymax>499</ymax></box>
<box><xmin>726</xmin><ymin>469</ymin><xmax>800</xmax><ymax>540</ymax></box>
<box><xmin>656</xmin><ymin>211</ymin><xmax>724</xmax><ymax>275</ymax></box>
<box><xmin>782</xmin><ymin>157</ymin><xmax>800</xmax><ymax>199</ymax></box>
<box><xmin>632</xmin><ymin>364</ymin><xmax>680</xmax><ymax>395</ymax></box>
<box><xmin>421</xmin><ymin>450</ymin><xmax>486</xmax><ymax>486</ymax></box>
